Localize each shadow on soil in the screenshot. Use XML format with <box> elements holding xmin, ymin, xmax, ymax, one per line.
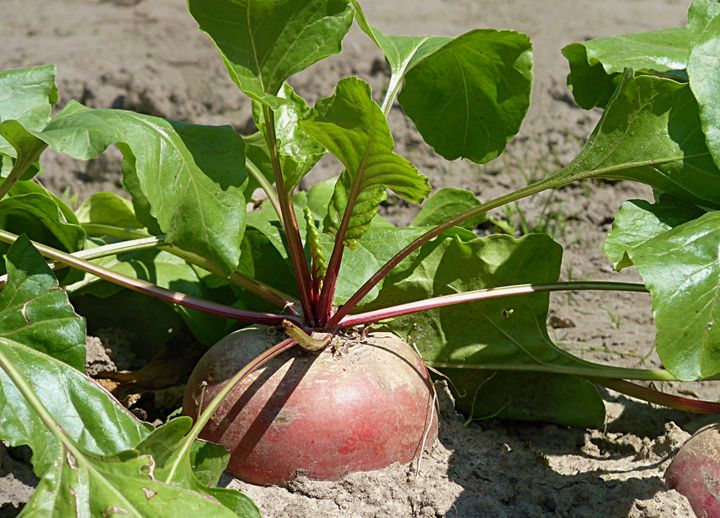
<box><xmin>437</xmin><ymin>388</ymin><xmax>685</xmax><ymax>517</ymax></box>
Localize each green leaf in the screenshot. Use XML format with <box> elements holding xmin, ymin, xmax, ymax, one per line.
<box><xmin>302</xmin><ymin>77</ymin><xmax>430</xmax><ymax>245</ymax></box>
<box><xmin>137</xmin><ymin>418</ymin><xmax>259</xmax><ymax>517</ymax></box>
<box><xmin>22</xmin><ymin>449</ymin><xmax>242</xmax><ymax>518</ymax></box>
<box><xmin>304</xmin><ymin>207</ymin><xmax>327</xmax><ymax>280</ymax></box>
<box><xmin>371</xmin><ymin>233</ymin><xmax>606</xmax><ymax>427</ymax></box>
<box><xmin>70</xmin><ymin>249</ymin><xmax>233</xmax><ymax>346</ymax></box>
<box><xmin>350</xmin><ymin>0</ymin><xmax>449</xmax><ymax>115</ymax></box>
<box><xmin>351</xmin><ymin>0</ymin><xmax>450</xmax><ymax>77</ymax></box>
<box><xmin>605</xmin><ymin>197</ymin><xmax>704</xmax><ymax>270</ymax></box>
<box><xmin>0</xmin><ymin>181</ymin><xmax>85</xmax><ymax>253</ymax></box>
<box><xmin>243</xmin><ymin>132</ymin><xmax>275</xmax><ymax>200</ymax></box>
<box><xmin>252</xmin><ymin>83</ymin><xmax>325</xmax><ymax>189</ymax></box>
<box><xmin>187</xmin><ymin>0</ymin><xmax>353</xmax><ymax>107</ymax></box>
<box><xmin>0</xmin><ymin>65</ymin><xmax>57</xmax><ymax>185</ymax></box>
<box><xmin>322</xmin><ymin>226</ymin><xmax>428</xmax><ymax>305</ymax></box>
<box><xmin>562</xmin><ymin>28</ymin><xmax>689</xmax><ymax>109</ymax></box>
<box><xmin>306</xmin><ymin>178</ymin><xmax>337</xmax><ymax>220</ymax></box>
<box><xmin>398</xmin><ymin>29</ymin><xmax>532</xmax><ymax>164</ymax></box>
<box><xmin>412</xmin><ymin>187</ymin><xmax>485</xmax><ymax>228</ymax></box>
<box><xmin>0</xmin><ymin>339</ymin><xmax>149</xmax><ymax>477</ymax></box>
<box><xmin>40</xmin><ymin>103</ymin><xmax>248</xmax><ymax>273</ymax></box>
<box><xmin>449</xmin><ymin>371</ymin><xmax>605</xmax><ymax>428</ymax></box>
<box><xmin>688</xmin><ymin>1</ymin><xmax>720</xmax><ymax>168</ymax></box>
<box><xmin>628</xmin><ymin>211</ymin><xmax>720</xmax><ymax>380</ymax></box>
<box><xmin>324</xmin><ymin>170</ymin><xmax>387</xmax><ymax>247</ymax></box>
<box><xmin>0</xmin><ymin>64</ymin><xmax>57</xmax><ymax>132</ymax></box>
<box><xmin>76</xmin><ymin>191</ymin><xmax>143</xmax><ymax>229</ymax></box>
<box><xmin>556</xmin><ymin>72</ymin><xmax>720</xmax><ymax>209</ymax></box>
<box><xmin>0</xmin><ymin>236</ymin><xmax>85</xmax><ymax>370</ymax></box>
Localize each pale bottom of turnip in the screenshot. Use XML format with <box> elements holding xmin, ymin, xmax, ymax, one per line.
<box><xmin>183</xmin><ymin>327</ymin><xmax>438</xmax><ymax>486</ymax></box>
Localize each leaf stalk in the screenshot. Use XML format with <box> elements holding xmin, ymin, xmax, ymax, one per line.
<box><xmin>261</xmin><ymin>105</ymin><xmax>315</xmax><ymax>323</ymax></box>
<box><xmin>337</xmin><ymin>281</ymin><xmax>648</xmax><ymax>328</ymax></box>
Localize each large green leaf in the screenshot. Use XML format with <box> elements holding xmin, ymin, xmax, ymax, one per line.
<box><xmin>370</xmin><ymin>233</ymin><xmax>605</xmax><ymax>427</ymax></box>
<box><xmin>0</xmin><ymin>342</ymin><xmax>248</xmax><ymax>517</ymax></box>
<box><xmin>556</xmin><ymin>73</ymin><xmax>720</xmax><ymax>209</ymax></box>
<box><xmin>605</xmin><ymin>197</ymin><xmax>704</xmax><ymax>270</ymax></box>
<box><xmin>0</xmin><ymin>181</ymin><xmax>85</xmax><ymax>253</ymax></box>
<box><xmin>302</xmin><ymin>77</ymin><xmax>430</xmax><ymax>246</ymax></box>
<box><xmin>688</xmin><ymin>0</ymin><xmax>720</xmax><ymax>168</ymax></box>
<box><xmin>252</xmin><ymin>83</ymin><xmax>325</xmax><ymax>189</ymax></box>
<box><xmin>187</xmin><ymin>0</ymin><xmax>353</xmax><ymax>107</ymax></box>
<box><xmin>0</xmin><ymin>339</ymin><xmax>149</xmax><ymax>477</ymax></box>
<box><xmin>562</xmin><ymin>28</ymin><xmax>689</xmax><ymax>109</ymax></box>
<box><xmin>0</xmin><ymin>236</ymin><xmax>85</xmax><ymax>370</ymax></box>
<box><xmin>398</xmin><ymin>29</ymin><xmax>532</xmax><ymax>164</ymax></box>
<box><xmin>627</xmin><ymin>211</ymin><xmax>720</xmax><ymax>380</ymax></box>
<box><xmin>40</xmin><ymin>102</ymin><xmax>248</xmax><ymax>273</ymax></box>
<box><xmin>0</xmin><ymin>65</ymin><xmax>57</xmax><ymax>185</ymax></box>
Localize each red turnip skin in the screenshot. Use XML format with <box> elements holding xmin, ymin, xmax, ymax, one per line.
<box><xmin>666</xmin><ymin>423</ymin><xmax>720</xmax><ymax>517</ymax></box>
<box><xmin>183</xmin><ymin>327</ymin><xmax>438</xmax><ymax>486</ymax></box>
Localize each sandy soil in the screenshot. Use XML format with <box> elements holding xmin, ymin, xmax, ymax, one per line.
<box><xmin>0</xmin><ymin>0</ymin><xmax>711</xmax><ymax>516</ymax></box>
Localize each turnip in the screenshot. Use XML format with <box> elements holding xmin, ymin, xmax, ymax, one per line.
<box><xmin>183</xmin><ymin>327</ymin><xmax>438</xmax><ymax>485</ymax></box>
<box><xmin>666</xmin><ymin>424</ymin><xmax>720</xmax><ymax>517</ymax></box>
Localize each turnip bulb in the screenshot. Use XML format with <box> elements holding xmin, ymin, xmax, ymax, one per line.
<box><xmin>183</xmin><ymin>327</ymin><xmax>438</xmax><ymax>486</ymax></box>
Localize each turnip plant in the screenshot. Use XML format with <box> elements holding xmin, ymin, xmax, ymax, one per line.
<box><xmin>1</xmin><ymin>0</ymin><xmax>720</xmax><ymax>513</ymax></box>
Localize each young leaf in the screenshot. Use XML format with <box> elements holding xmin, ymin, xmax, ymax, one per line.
<box><xmin>302</xmin><ymin>77</ymin><xmax>430</xmax><ymax>245</ymax></box>
<box><xmin>252</xmin><ymin>83</ymin><xmax>325</xmax><ymax>190</ymax></box>
<box><xmin>398</xmin><ymin>29</ymin><xmax>532</xmax><ymax>164</ymax></box>
<box><xmin>0</xmin><ymin>235</ymin><xmax>85</xmax><ymax>369</ymax></box>
<box><xmin>562</xmin><ymin>28</ymin><xmax>689</xmax><ymax>109</ymax></box>
<box><xmin>187</xmin><ymin>0</ymin><xmax>353</xmax><ymax>108</ymax></box>
<box><xmin>304</xmin><ymin>206</ymin><xmax>327</xmax><ymax>282</ymax></box>
<box><xmin>324</xmin><ymin>170</ymin><xmax>387</xmax><ymax>247</ymax></box>
<box><xmin>688</xmin><ymin>0</ymin><xmax>720</xmax><ymax>168</ymax></box>
<box><xmin>627</xmin><ymin>211</ymin><xmax>720</xmax><ymax>381</ymax></box>
<box><xmin>605</xmin><ymin>197</ymin><xmax>704</xmax><ymax>270</ymax></box>
<box><xmin>40</xmin><ymin>102</ymin><xmax>248</xmax><ymax>273</ymax></box>
<box><xmin>556</xmin><ymin>72</ymin><xmax>720</xmax><ymax>209</ymax></box>
<box><xmin>411</xmin><ymin>187</ymin><xmax>486</xmax><ymax>229</ymax></box>
<box><xmin>369</xmin><ymin>233</ymin><xmax>607</xmax><ymax>427</ymax></box>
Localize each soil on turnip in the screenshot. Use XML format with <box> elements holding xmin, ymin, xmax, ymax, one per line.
<box><xmin>1</xmin><ymin>0</ymin><xmax>715</xmax><ymax>516</ymax></box>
